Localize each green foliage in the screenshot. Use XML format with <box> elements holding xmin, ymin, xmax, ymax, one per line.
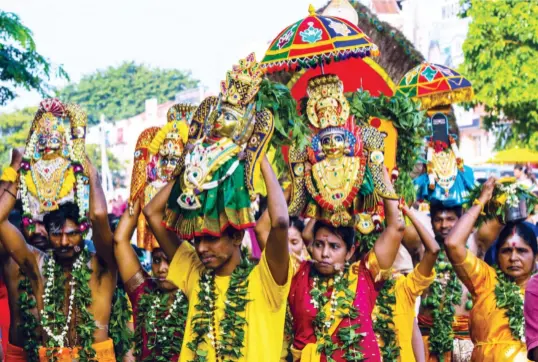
<box><xmin>348</xmin><ymin>90</ymin><xmax>427</xmax><ymax>203</ymax></box>
<box><xmin>460</xmin><ymin>1</ymin><xmax>538</xmax><ymax>149</ymax></box>
<box><xmin>86</xmin><ymin>144</ymin><xmax>124</xmax><ymax>173</ymax></box>
<box><xmin>57</xmin><ymin>62</ymin><xmax>198</xmax><ymax>124</ymax></box>
<box><xmin>256</xmin><ymin>79</ymin><xmax>309</xmax><ymax>175</ymax></box>
<box><xmin>110</xmin><ymin>288</ymin><xmax>133</xmax><ymax>361</ymax></box>
<box><xmin>0</xmin><ymin>11</ymin><xmax>68</xmax><ymax>105</ymax></box>
<box><xmin>0</xmin><ymin>107</ymin><xmax>36</xmax><ymax>168</ymax></box>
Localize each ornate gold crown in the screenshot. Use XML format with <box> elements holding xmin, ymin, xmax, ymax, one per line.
<box><xmin>306</xmin><ymin>74</ymin><xmax>350</xmax><ymax>130</ymax></box>
<box><xmin>220</xmin><ymin>53</ymin><xmax>265</xmax><ymax>108</ymax></box>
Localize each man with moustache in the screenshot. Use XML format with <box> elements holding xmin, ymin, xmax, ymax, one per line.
<box><xmin>0</xmin><ymin>155</ymin><xmax>118</xmax><ymax>361</ymax></box>
<box><xmin>0</xmin><ymin>149</ymin><xmax>51</xmax><ymax>361</ymax></box>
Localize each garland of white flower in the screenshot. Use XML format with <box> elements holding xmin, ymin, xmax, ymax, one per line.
<box><xmin>309</xmin><ymin>265</ymin><xmax>365</xmax><ymax>361</ymax></box>
<box><xmin>41</xmin><ymin>247</ymin><xmax>97</xmax><ymax>361</ymax></box>
<box><xmin>134</xmin><ymin>287</ymin><xmax>188</xmax><ymax>361</ymax></box>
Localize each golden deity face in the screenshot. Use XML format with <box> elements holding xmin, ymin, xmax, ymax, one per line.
<box><xmin>320</xmin><ymin>132</ymin><xmax>346</xmax><ymax>159</ymax></box>
<box><xmin>211</xmin><ymin>106</ymin><xmax>242</xmax><ymax>139</ymax></box>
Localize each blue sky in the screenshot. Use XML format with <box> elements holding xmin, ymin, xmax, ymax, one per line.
<box><xmin>1</xmin><ymin>0</ymin><xmax>328</xmax><ymax>112</ymax></box>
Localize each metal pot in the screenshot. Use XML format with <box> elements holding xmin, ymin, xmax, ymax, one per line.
<box><xmin>505</xmin><ymin>197</ymin><xmax>528</xmax><ymax>222</ymax></box>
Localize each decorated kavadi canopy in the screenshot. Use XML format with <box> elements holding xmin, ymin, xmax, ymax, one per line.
<box><xmin>396</xmin><ymin>62</ymin><xmax>473</xmax><ymax>109</ymax></box>
<box><xmin>261</xmin><ymin>5</ymin><xmax>379</xmax><ymax>73</ymax></box>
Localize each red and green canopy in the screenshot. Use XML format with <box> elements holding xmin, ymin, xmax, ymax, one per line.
<box><xmin>261</xmin><ymin>5</ymin><xmax>379</xmax><ymax>73</ymax></box>
<box><xmin>396</xmin><ymin>63</ymin><xmax>473</xmax><ymax>109</ymax></box>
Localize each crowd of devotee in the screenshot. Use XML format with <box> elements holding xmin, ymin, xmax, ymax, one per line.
<box><xmin>1</xmin><ymin>15</ymin><xmax>538</xmax><ymax>362</ymax></box>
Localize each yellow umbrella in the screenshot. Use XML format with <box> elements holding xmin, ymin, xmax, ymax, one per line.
<box><xmin>487</xmin><ymin>148</ymin><xmax>538</xmax><ymax>164</ymax></box>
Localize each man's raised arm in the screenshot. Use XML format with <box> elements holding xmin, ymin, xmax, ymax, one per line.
<box><xmin>143</xmin><ymin>181</ymin><xmax>182</xmax><ymax>260</ymax></box>
<box><xmin>87</xmin><ymin>160</ymin><xmax>116</xmax><ymax>268</ymax></box>
<box><xmin>261</xmin><ymin>156</ymin><xmax>290</xmax><ymax>286</ymax></box>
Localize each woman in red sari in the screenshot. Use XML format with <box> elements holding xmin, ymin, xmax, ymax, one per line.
<box><xmin>288</xmin><ymin>194</ymin><xmax>404</xmax><ymax>362</ymax></box>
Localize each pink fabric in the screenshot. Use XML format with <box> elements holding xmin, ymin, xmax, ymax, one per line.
<box><xmin>0</xmin><ymin>278</ymin><xmax>10</xmax><ymax>356</ymax></box>
<box><xmin>288</xmin><ymin>259</ymin><xmax>383</xmax><ymax>361</ymax></box>
<box><xmin>525</xmin><ymin>274</ymin><xmax>538</xmax><ymax>356</ymax></box>
<box><xmin>128</xmin><ymin>279</ymin><xmax>179</xmax><ymax>362</ymax></box>
<box><xmin>248</xmin><ymin>228</ymin><xmax>261</xmax><ymax>260</ymax></box>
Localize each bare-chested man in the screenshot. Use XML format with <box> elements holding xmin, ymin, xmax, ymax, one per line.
<box><xmin>0</xmin><ymin>154</ymin><xmax>117</xmax><ymax>362</ymax></box>
<box><xmin>0</xmin><ymin>149</ymin><xmax>51</xmax><ymax>361</ymax></box>
<box><xmin>404</xmin><ymin>203</ymin><xmax>501</xmax><ymax>362</ymax></box>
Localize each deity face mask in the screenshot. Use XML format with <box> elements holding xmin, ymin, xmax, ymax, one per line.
<box><xmin>157</xmin><ymin>135</ymin><xmax>182</xmax><ymax>181</ymax></box>
<box><xmin>320</xmin><ymin>132</ymin><xmax>346</xmax><ymax>159</ymax></box>
<box><xmin>211</xmin><ymin>106</ymin><xmax>242</xmax><ymax>139</ymax></box>
<box><xmin>33</xmin><ymin>113</ymin><xmax>68</xmax><ymax>161</ymax></box>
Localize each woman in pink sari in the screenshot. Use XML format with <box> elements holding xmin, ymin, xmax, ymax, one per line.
<box><xmin>288</xmin><ymin>195</ymin><xmax>404</xmax><ymax>362</ymax></box>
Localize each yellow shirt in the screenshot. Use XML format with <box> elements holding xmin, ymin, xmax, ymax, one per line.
<box><xmin>375</xmin><ymin>266</ymin><xmax>435</xmax><ymax>362</ymax></box>
<box><xmin>393</xmin><ymin>266</ymin><xmax>436</xmax><ymax>362</ymax></box>
<box><xmin>453</xmin><ymin>250</ymin><xmax>529</xmax><ymax>362</ymax></box>
<box><xmin>168</xmin><ymin>242</ymin><xmax>292</xmax><ymax>362</ymax></box>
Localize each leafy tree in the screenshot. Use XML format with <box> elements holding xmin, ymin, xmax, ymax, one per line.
<box><xmin>0</xmin><ymin>107</ymin><xmax>36</xmax><ymax>168</ymax></box>
<box><xmin>460</xmin><ymin>0</ymin><xmax>538</xmax><ymax>149</ymax></box>
<box><xmin>0</xmin><ymin>11</ymin><xmax>68</xmax><ymax>105</ymax></box>
<box><xmin>86</xmin><ymin>143</ymin><xmax>124</xmax><ymax>173</ymax></box>
<box><xmin>57</xmin><ymin>62</ymin><xmax>199</xmax><ymax>124</ymax></box>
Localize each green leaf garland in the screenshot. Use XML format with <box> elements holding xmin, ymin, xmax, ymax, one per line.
<box><xmin>373</xmin><ymin>278</ymin><xmax>400</xmax><ymax>362</ymax></box>
<box><xmin>17</xmin><ymin>272</ymin><xmax>40</xmax><ymax>362</ymax></box>
<box><xmin>421</xmin><ymin>250</ymin><xmax>462</xmax><ymax>357</ymax></box>
<box><xmin>41</xmin><ymin>249</ymin><xmax>97</xmax><ymax>362</ymax></box>
<box><xmin>134</xmin><ymin>286</ymin><xmax>188</xmax><ymax>361</ymax></box>
<box><xmin>494</xmin><ymin>265</ymin><xmax>525</xmax><ymax>341</ymax></box>
<box><xmin>309</xmin><ymin>266</ymin><xmax>365</xmax><ymax>362</ymax></box>
<box><xmin>109</xmin><ymin>287</ymin><xmax>133</xmax><ymax>361</ymax></box>
<box><xmin>187</xmin><ymin>257</ymin><xmax>255</xmax><ymax>362</ymax></box>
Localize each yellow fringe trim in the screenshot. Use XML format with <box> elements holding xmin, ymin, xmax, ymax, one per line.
<box><xmin>0</xmin><ymin>166</ymin><xmax>18</xmax><ymax>182</ymax></box>
<box><xmin>25</xmin><ymin>167</ymin><xmax>75</xmax><ymax>199</ymax></box>
<box><xmin>416</xmin><ymin>87</ymin><xmax>474</xmax><ymax>110</ymax></box>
